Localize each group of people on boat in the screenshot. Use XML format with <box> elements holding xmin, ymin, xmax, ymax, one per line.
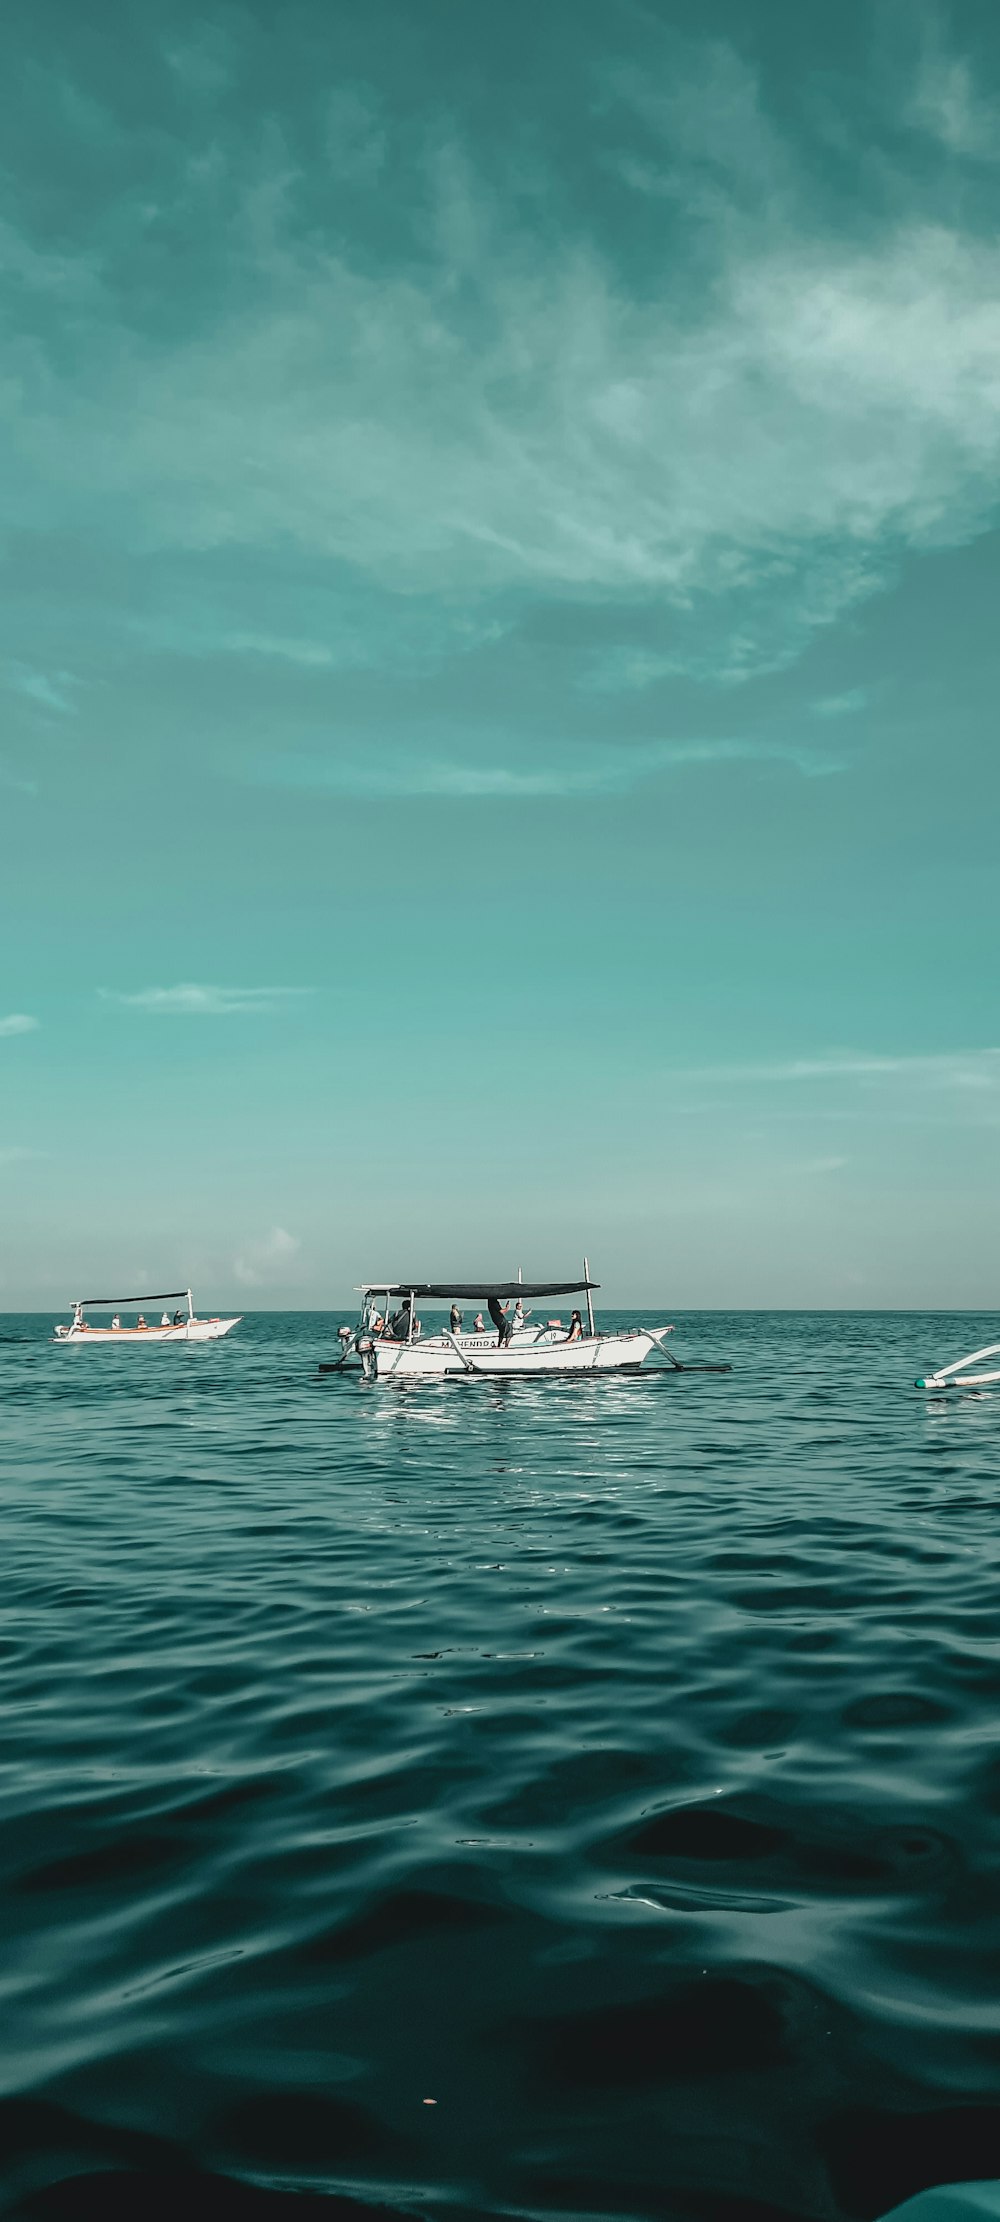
<box><xmin>71</xmin><ymin>1309</ymin><xmax>187</xmax><ymax>1332</ymax></box>
<box><xmin>368</xmin><ymin>1296</ymin><xmax>586</xmax><ymax>1346</ymax></box>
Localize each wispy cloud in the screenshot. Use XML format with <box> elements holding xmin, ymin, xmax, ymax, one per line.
<box><xmin>222</xmin><ymin>632</ymin><xmax>335</xmax><ymax>668</ymax></box>
<box><xmin>908</xmin><ymin>40</ymin><xmax>1000</xmax><ymax>160</ymax></box>
<box><xmin>682</xmin><ymin>1050</ymin><xmax>1000</xmax><ymax>1091</ymax></box>
<box><xmin>0</xmin><ymin>760</ymin><xmax>38</xmax><ymax>797</ymax></box>
<box><xmin>7</xmin><ymin>34</ymin><xmax>1000</xmax><ymax>686</ymax></box>
<box><xmin>241</xmin><ymin>734</ymin><xmax>843</xmax><ymax>801</ymax></box>
<box><xmin>812</xmin><ymin>688</ymin><xmax>869</xmax><ymax>720</ymax></box>
<box><xmin>234</xmin><ymin>1225</ymin><xmax>300</xmax><ymax>1287</ymax></box>
<box><xmin>0</xmin><ymin>1014</ymin><xmax>40</xmax><ymax>1037</ymax></box>
<box><xmin>99</xmin><ymin>985</ymin><xmax>312</xmax><ymax>1015</ymax></box>
<box><xmin>4</xmin><ymin>660</ymin><xmax>78</xmax><ymax>714</ymax></box>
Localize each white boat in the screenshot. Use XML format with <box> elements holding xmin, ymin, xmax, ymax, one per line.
<box><xmin>53</xmin><ymin>1289</ymin><xmax>241</xmax><ymax>1345</ymax></box>
<box><xmin>327</xmin><ymin>1265</ymin><xmax>678</xmax><ymax>1381</ymax></box>
<box><xmin>916</xmin><ymin>1341</ymin><xmax>1000</xmax><ymax>1391</ymax></box>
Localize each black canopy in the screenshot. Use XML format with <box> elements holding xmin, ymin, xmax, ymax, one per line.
<box><xmin>78</xmin><ymin>1290</ymin><xmax>191</xmax><ymax>1307</ymax></box>
<box><xmin>359</xmin><ymin>1280</ymin><xmax>598</xmax><ymax>1300</ymax></box>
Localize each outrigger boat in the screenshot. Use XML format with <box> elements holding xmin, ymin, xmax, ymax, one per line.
<box><xmin>53</xmin><ymin>1289</ymin><xmax>241</xmax><ymax>1344</ymax></box>
<box><xmin>916</xmin><ymin>1340</ymin><xmax>1000</xmax><ymax>1392</ymax></box>
<box><xmin>328</xmin><ymin>1264</ymin><xmax>684</xmax><ymax>1381</ymax></box>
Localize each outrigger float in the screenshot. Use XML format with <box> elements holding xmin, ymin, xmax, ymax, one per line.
<box><xmin>53</xmin><ymin>1290</ymin><xmax>241</xmax><ymax>1345</ymax></box>
<box><xmin>325</xmin><ymin>1264</ymin><xmax>729</xmax><ymax>1382</ymax></box>
<box><xmin>916</xmin><ymin>1341</ymin><xmax>1000</xmax><ymax>1392</ymax></box>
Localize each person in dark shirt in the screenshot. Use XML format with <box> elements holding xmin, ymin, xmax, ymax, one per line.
<box><xmin>487</xmin><ymin>1294</ymin><xmax>513</xmax><ymax>1346</ymax></box>
<box><xmin>567</xmin><ymin>1309</ymin><xmax>584</xmax><ymax>1341</ymax></box>
<box><xmin>450</xmin><ymin>1305</ymin><xmax>463</xmax><ymax>1333</ymax></box>
<box><xmin>389</xmin><ymin>1299</ymin><xmax>412</xmax><ymax>1339</ymax></box>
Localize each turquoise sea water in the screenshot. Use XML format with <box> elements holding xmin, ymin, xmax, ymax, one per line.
<box><xmin>4</xmin><ymin>1308</ymin><xmax>1000</xmax><ymax>2222</ymax></box>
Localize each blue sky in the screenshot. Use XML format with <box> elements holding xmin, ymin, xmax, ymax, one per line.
<box><xmin>3</xmin><ymin>0</ymin><xmax>1000</xmax><ymax>1307</ymax></box>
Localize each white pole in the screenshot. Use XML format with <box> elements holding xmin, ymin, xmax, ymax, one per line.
<box><xmin>584</xmin><ymin>1258</ymin><xmax>595</xmax><ymax>1337</ymax></box>
<box><xmin>407</xmin><ymin>1290</ymin><xmax>414</xmax><ymax>1342</ymax></box>
<box><xmin>187</xmin><ymin>1289</ymin><xmax>194</xmax><ymax>1321</ymax></box>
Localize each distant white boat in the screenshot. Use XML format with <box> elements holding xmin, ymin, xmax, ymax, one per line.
<box><xmin>53</xmin><ymin>1289</ymin><xmax>241</xmax><ymax>1345</ymax></box>
<box><xmin>327</xmin><ymin>1264</ymin><xmax>677</xmax><ymax>1381</ymax></box>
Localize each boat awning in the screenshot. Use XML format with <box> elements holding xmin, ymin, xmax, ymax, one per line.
<box><xmin>357</xmin><ymin>1280</ymin><xmax>598</xmax><ymax>1299</ymax></box>
<box><xmin>77</xmin><ymin>1290</ymin><xmax>191</xmax><ymax>1306</ymax></box>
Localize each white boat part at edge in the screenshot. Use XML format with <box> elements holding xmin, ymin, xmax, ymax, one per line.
<box><xmin>53</xmin><ymin>1288</ymin><xmax>241</xmax><ymax>1344</ymax></box>
<box><xmin>916</xmin><ymin>1342</ymin><xmax>1000</xmax><ymax>1390</ymax></box>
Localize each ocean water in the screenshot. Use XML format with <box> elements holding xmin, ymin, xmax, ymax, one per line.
<box><xmin>4</xmin><ymin>1308</ymin><xmax>1000</xmax><ymax>2222</ymax></box>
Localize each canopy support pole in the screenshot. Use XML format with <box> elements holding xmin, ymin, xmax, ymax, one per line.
<box><xmin>584</xmin><ymin>1258</ymin><xmax>595</xmax><ymax>1338</ymax></box>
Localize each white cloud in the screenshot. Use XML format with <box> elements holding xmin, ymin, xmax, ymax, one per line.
<box><xmin>6</xmin><ymin>37</ymin><xmax>1000</xmax><ymax>684</ymax></box>
<box><xmin>234</xmin><ymin>1225</ymin><xmax>300</xmax><ymax>1287</ymax></box>
<box><xmin>99</xmin><ymin>985</ymin><xmax>312</xmax><ymax>1015</ymax></box>
<box><xmin>324</xmin><ymin>85</ymin><xmax>387</xmax><ymax>185</ymax></box>
<box><xmin>86</xmin><ymin>223</ymin><xmax>1000</xmax><ymax>618</ymax></box>
<box><xmin>4</xmin><ymin>660</ymin><xmax>77</xmax><ymax>714</ymax></box>
<box><xmin>222</xmin><ymin>632</ymin><xmax>336</xmax><ymax>668</ymax></box>
<box><xmin>682</xmin><ymin>1050</ymin><xmax>1000</xmax><ymax>1090</ymax></box>
<box><xmin>0</xmin><ymin>1014</ymin><xmax>39</xmax><ymax>1037</ymax></box>
<box><xmin>909</xmin><ymin>45</ymin><xmax>1000</xmax><ymax>160</ymax></box>
<box><xmin>243</xmin><ymin>733</ymin><xmax>842</xmax><ymax>801</ymax></box>
<box><xmin>0</xmin><ymin>760</ymin><xmax>38</xmax><ymax>796</ymax></box>
<box><xmin>812</xmin><ymin>688</ymin><xmax>869</xmax><ymax>720</ymax></box>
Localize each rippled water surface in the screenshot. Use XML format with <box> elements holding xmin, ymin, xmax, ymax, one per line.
<box><xmin>4</xmin><ymin>1309</ymin><xmax>1000</xmax><ymax>2221</ymax></box>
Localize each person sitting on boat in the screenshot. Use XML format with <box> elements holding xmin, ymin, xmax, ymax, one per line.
<box><xmin>450</xmin><ymin>1305</ymin><xmax>463</xmax><ymax>1334</ymax></box>
<box><xmin>389</xmin><ymin>1298</ymin><xmax>420</xmax><ymax>1340</ymax></box>
<box><xmin>369</xmin><ymin>1310</ymin><xmax>385</xmax><ymax>1335</ymax></box>
<box><xmin>567</xmin><ymin>1310</ymin><xmax>584</xmax><ymax>1341</ymax></box>
<box><xmin>161</xmin><ymin>1312</ymin><xmax>171</xmax><ymax>1327</ymax></box>
<box><xmin>472</xmin><ymin>1312</ymin><xmax>486</xmax><ymax>1333</ymax></box>
<box><xmin>488</xmin><ymin>1294</ymin><xmax>513</xmax><ymax>1346</ymax></box>
<box><xmin>512</xmin><ymin>1297</ymin><xmax>528</xmax><ymax>1335</ymax></box>
<box><xmin>173</xmin><ymin>1310</ymin><xmax>184</xmax><ymax>1325</ymax></box>
<box><xmin>136</xmin><ymin>1315</ymin><xmax>148</xmax><ymax>1330</ymax></box>
<box><xmin>112</xmin><ymin>1315</ymin><xmax>121</xmax><ymax>1331</ymax></box>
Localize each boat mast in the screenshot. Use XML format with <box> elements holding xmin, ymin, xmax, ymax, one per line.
<box><xmin>187</xmin><ymin>1289</ymin><xmax>194</xmax><ymax>1322</ymax></box>
<box><xmin>583</xmin><ymin>1258</ymin><xmax>595</xmax><ymax>1337</ymax></box>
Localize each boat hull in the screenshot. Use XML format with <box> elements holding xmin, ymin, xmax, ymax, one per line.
<box><xmin>54</xmin><ymin>1318</ymin><xmax>241</xmax><ymax>1344</ymax></box>
<box><xmin>365</xmin><ymin>1328</ymin><xmax>662</xmax><ymax>1379</ymax></box>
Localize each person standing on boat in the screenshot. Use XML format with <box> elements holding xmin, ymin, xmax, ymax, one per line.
<box><xmin>488</xmin><ymin>1294</ymin><xmax>512</xmax><ymax>1346</ymax></box>
<box><xmin>450</xmin><ymin>1305</ymin><xmax>463</xmax><ymax>1334</ymax></box>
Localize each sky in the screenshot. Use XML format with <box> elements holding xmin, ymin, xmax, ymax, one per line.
<box><xmin>3</xmin><ymin>0</ymin><xmax>1000</xmax><ymax>1309</ymax></box>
